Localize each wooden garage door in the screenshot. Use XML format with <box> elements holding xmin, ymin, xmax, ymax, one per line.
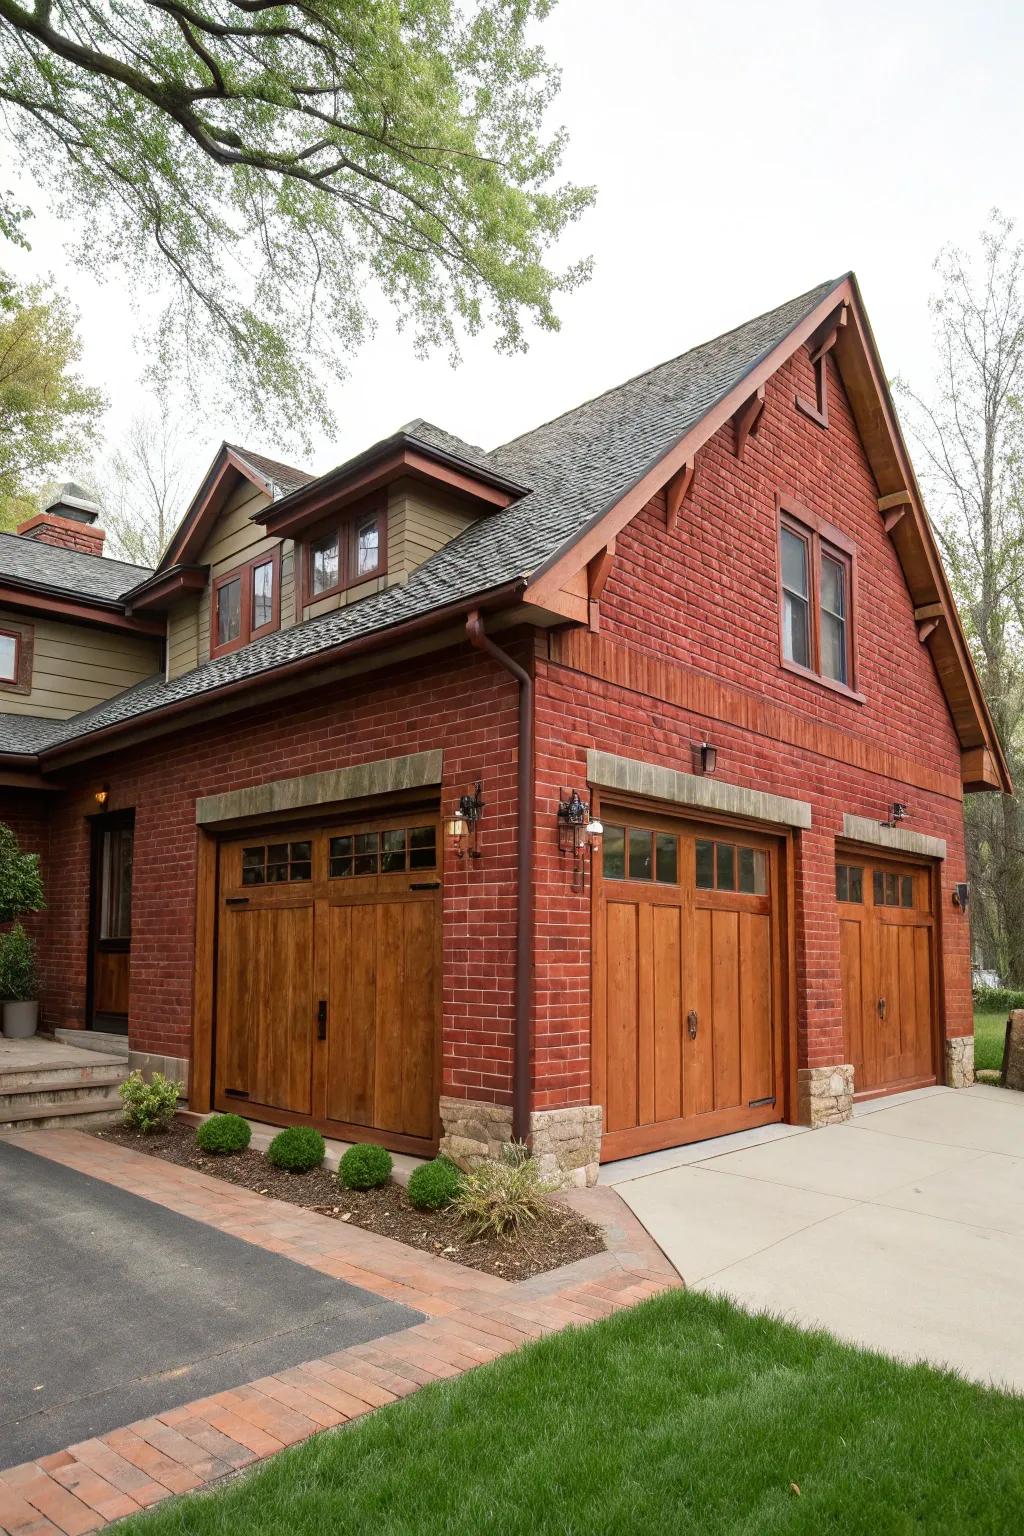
<box><xmin>594</xmin><ymin>812</ymin><xmax>785</xmax><ymax>1161</ymax></box>
<box><xmin>837</xmin><ymin>854</ymin><xmax>937</xmax><ymax>1097</ymax></box>
<box><xmin>215</xmin><ymin>814</ymin><xmax>441</xmax><ymax>1153</ymax></box>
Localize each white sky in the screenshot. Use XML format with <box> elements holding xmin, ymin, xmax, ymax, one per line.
<box><xmin>4</xmin><ymin>0</ymin><xmax>1024</xmax><ymax>496</ymax></box>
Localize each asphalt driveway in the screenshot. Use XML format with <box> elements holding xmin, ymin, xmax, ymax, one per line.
<box><xmin>0</xmin><ymin>1138</ymin><xmax>422</xmax><ymax>1469</ymax></box>
<box><xmin>610</xmin><ymin>1084</ymin><xmax>1024</xmax><ymax>1390</ymax></box>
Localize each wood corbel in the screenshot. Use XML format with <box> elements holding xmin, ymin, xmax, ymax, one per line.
<box><xmin>879</xmin><ymin>491</ymin><xmax>913</xmax><ymax>534</ymax></box>
<box><xmin>665</xmin><ymin>459</ymin><xmax>695</xmax><ymax>532</ymax></box>
<box><xmin>586</xmin><ymin>539</ymin><xmax>616</xmax><ymax>631</ymax></box>
<box><xmin>917</xmin><ymin>618</ymin><xmax>940</xmax><ymax>644</ymax></box>
<box><xmin>914</xmin><ymin>602</ymin><xmax>944</xmax><ymax>621</ymax></box>
<box><xmin>733</xmin><ymin>387</ymin><xmax>765</xmax><ymax>460</ymax></box>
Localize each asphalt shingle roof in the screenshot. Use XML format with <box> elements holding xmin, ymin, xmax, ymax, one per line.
<box><xmin>0</xmin><ymin>533</ymin><xmax>153</xmax><ymax>604</ymax></box>
<box><xmin>0</xmin><ymin>278</ymin><xmax>840</xmax><ymax>759</ymax></box>
<box><xmin>226</xmin><ymin>445</ymin><xmax>315</xmax><ymax>498</ymax></box>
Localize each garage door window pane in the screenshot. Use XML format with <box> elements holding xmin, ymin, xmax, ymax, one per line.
<box><xmin>409</xmin><ymin>826</ymin><xmax>437</xmax><ymax>869</ymax></box>
<box><xmin>836</xmin><ymin>864</ymin><xmax>863</xmax><ymax>903</ymax></box>
<box><xmin>716</xmin><ymin>842</ymin><xmax>736</xmax><ymax>891</ymax></box>
<box><xmin>901</xmin><ymin>875</ymin><xmax>914</xmax><ymax>908</ymax></box>
<box><xmin>655</xmin><ymin>834</ymin><xmax>677</xmax><ymax>884</ymax></box>
<box><xmin>381</xmin><ymin>828</ymin><xmax>406</xmax><ymax>872</ymax></box>
<box><xmin>329</xmin><ymin>836</ymin><xmax>353</xmax><ymax>877</ymax></box>
<box><xmin>629</xmin><ymin>829</ymin><xmax>653</xmax><ymax>881</ymax></box>
<box><xmin>242</xmin><ymin>847</ymin><xmax>265</xmax><ymax>885</ymax></box>
<box><xmin>695</xmin><ymin>839</ymin><xmax>714</xmax><ymax>889</ymax></box>
<box><xmin>603</xmin><ymin>825</ymin><xmax>625</xmax><ymax>880</ymax></box>
<box><xmin>739</xmin><ymin>846</ymin><xmax>767</xmax><ymax>895</ymax></box>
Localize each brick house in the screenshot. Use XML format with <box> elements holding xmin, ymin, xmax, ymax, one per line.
<box><xmin>0</xmin><ymin>275</ymin><xmax>1009</xmax><ymax>1183</ymax></box>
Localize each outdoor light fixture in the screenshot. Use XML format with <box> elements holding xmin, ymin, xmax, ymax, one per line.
<box><xmin>881</xmin><ymin>802</ymin><xmax>909</xmax><ymax>829</ymax></box>
<box><xmin>953</xmin><ymin>882</ymin><xmax>970</xmax><ymax>914</ymax></box>
<box><xmin>557</xmin><ymin>789</ymin><xmax>603</xmax><ymax>893</ymax></box>
<box><xmin>446</xmin><ymin>782</ymin><xmax>484</xmax><ymax>859</ymax></box>
<box><xmin>693</xmin><ymin>735</ymin><xmax>718</xmax><ymax>775</ymax></box>
<box><xmin>94</xmin><ymin>785</ymin><xmax>109</xmax><ymax>809</ymax></box>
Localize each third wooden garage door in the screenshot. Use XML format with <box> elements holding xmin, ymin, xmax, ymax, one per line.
<box><xmin>214</xmin><ymin>812</ymin><xmax>441</xmax><ymax>1154</ymax></box>
<box><xmin>593</xmin><ymin>811</ymin><xmax>786</xmax><ymax>1161</ymax></box>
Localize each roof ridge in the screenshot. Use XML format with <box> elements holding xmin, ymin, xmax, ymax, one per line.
<box><xmin>492</xmin><ymin>276</ymin><xmax>845</xmax><ymax>457</ymax></box>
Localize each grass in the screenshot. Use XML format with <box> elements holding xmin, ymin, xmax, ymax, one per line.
<box><xmin>974</xmin><ymin>1010</ymin><xmax>1008</xmax><ymax>1073</ymax></box>
<box><xmin>118</xmin><ymin>1290</ymin><xmax>1024</xmax><ymax>1536</ymax></box>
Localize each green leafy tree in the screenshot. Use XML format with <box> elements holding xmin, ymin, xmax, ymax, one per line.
<box><xmin>0</xmin><ymin>822</ymin><xmax>45</xmax><ymax>922</ymax></box>
<box><xmin>0</xmin><ymin>276</ymin><xmax>104</xmax><ymax>529</ymax></box>
<box><xmin>0</xmin><ymin>0</ymin><xmax>594</xmax><ymax>445</ymax></box>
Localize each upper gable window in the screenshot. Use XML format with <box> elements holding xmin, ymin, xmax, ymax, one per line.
<box><xmin>302</xmin><ymin>495</ymin><xmax>384</xmax><ymax>606</ymax></box>
<box><xmin>777</xmin><ymin>497</ymin><xmax>861</xmax><ymax>700</ymax></box>
<box><xmin>211</xmin><ymin>547</ymin><xmax>281</xmax><ymax>658</ymax></box>
<box><xmin>0</xmin><ymin>629</ymin><xmax>19</xmax><ymax>683</ymax></box>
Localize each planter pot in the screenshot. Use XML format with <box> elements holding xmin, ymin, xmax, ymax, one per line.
<box><xmin>2</xmin><ymin>1001</ymin><xmax>38</xmax><ymax>1039</ymax></box>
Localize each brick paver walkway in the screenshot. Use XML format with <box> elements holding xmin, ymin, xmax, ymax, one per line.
<box><xmin>0</xmin><ymin>1130</ymin><xmax>680</xmax><ymax>1534</ymax></box>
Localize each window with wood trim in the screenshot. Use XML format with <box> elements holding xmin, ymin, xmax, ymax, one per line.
<box><xmin>777</xmin><ymin>497</ymin><xmax>860</xmax><ymax>699</ymax></box>
<box><xmin>210</xmin><ymin>547</ymin><xmax>282</xmax><ymax>657</ymax></box>
<box><xmin>0</xmin><ymin>628</ymin><xmax>19</xmax><ymax>683</ymax></box>
<box><xmin>0</xmin><ymin>621</ymin><xmax>32</xmax><ymax>695</ymax></box>
<box><xmin>302</xmin><ymin>494</ymin><xmax>385</xmax><ymax>606</ymax></box>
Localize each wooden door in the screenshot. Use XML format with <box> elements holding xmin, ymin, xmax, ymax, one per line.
<box><xmin>88</xmin><ymin>812</ymin><xmax>134</xmax><ymax>1031</ymax></box>
<box><xmin>214</xmin><ymin>813</ymin><xmax>441</xmax><ymax>1152</ymax></box>
<box><xmin>836</xmin><ymin>855</ymin><xmax>937</xmax><ymax>1096</ymax></box>
<box><xmin>594</xmin><ymin>812</ymin><xmax>784</xmax><ymax>1161</ymax></box>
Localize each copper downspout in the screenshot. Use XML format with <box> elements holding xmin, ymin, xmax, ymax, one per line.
<box><xmin>466</xmin><ymin>610</ymin><xmax>532</xmax><ymax>1143</ymax></box>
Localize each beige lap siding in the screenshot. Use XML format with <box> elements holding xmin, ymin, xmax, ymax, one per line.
<box><xmin>0</xmin><ymin>609</ymin><xmax>161</xmax><ymax>718</ymax></box>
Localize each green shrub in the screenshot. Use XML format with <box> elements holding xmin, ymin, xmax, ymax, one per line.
<box><xmin>0</xmin><ymin>922</ymin><xmax>37</xmax><ymax>1001</ymax></box>
<box><xmin>974</xmin><ymin>986</ymin><xmax>1024</xmax><ymax>1014</ymax></box>
<box><xmin>407</xmin><ymin>1156</ymin><xmax>462</xmax><ymax>1211</ymax></box>
<box><xmin>196</xmin><ymin>1113</ymin><xmax>251</xmax><ymax>1155</ymax></box>
<box><xmin>120</xmin><ymin>1069</ymin><xmax>180</xmax><ymax>1134</ymax></box>
<box><xmin>0</xmin><ymin>823</ymin><xmax>45</xmax><ymax>923</ymax></box>
<box><xmin>339</xmin><ymin>1141</ymin><xmax>393</xmax><ymax>1190</ymax></box>
<box><xmin>454</xmin><ymin>1142</ymin><xmax>552</xmax><ymax>1239</ymax></box>
<box><xmin>267</xmin><ymin>1125</ymin><xmax>325</xmax><ymax>1172</ymax></box>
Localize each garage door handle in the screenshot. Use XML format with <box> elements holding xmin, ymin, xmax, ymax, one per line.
<box><xmin>878</xmin><ymin>997</ymin><xmax>887</xmax><ymax>1021</ymax></box>
<box><xmin>686</xmin><ymin>1009</ymin><xmax>698</xmax><ymax>1040</ymax></box>
<box><xmin>317</xmin><ymin>1000</ymin><xmax>328</xmax><ymax>1040</ymax></box>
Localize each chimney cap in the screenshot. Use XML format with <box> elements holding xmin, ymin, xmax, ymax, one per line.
<box><xmin>44</xmin><ymin>481</ymin><xmax>102</xmax><ymax>525</ymax></box>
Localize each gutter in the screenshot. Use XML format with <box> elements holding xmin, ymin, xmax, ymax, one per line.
<box><xmin>466</xmin><ymin>610</ymin><xmax>533</xmax><ymax>1144</ymax></box>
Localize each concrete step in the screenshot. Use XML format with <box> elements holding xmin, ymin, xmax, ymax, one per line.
<box><xmin>0</xmin><ymin>1094</ymin><xmax>124</xmax><ymax>1131</ymax></box>
<box><xmin>0</xmin><ymin>1072</ymin><xmax>127</xmax><ymax>1112</ymax></box>
<box><xmin>53</xmin><ymin>1029</ymin><xmax>129</xmax><ymax>1059</ymax></box>
<box><xmin>0</xmin><ymin>1061</ymin><xmax>128</xmax><ymax>1092</ymax></box>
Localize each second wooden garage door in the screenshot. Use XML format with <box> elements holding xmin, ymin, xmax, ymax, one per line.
<box><xmin>214</xmin><ymin>812</ymin><xmax>441</xmax><ymax>1153</ymax></box>
<box><xmin>593</xmin><ymin>811</ymin><xmax>785</xmax><ymax>1161</ymax></box>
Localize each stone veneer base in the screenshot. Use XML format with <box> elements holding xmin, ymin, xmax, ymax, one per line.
<box><xmin>797</xmin><ymin>1064</ymin><xmax>854</xmax><ymax>1127</ymax></box>
<box><xmin>439</xmin><ymin>1096</ymin><xmax>603</xmax><ymax>1188</ymax></box>
<box><xmin>944</xmin><ymin>1034</ymin><xmax>975</xmax><ymax>1090</ymax></box>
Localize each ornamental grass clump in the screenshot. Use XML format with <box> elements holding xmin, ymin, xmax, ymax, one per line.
<box><xmin>196</xmin><ymin>1113</ymin><xmax>251</xmax><ymax>1155</ymax></box>
<box><xmin>407</xmin><ymin>1156</ymin><xmax>462</xmax><ymax>1211</ymax></box>
<box><xmin>266</xmin><ymin>1125</ymin><xmax>325</xmax><ymax>1172</ymax></box>
<box><xmin>454</xmin><ymin>1142</ymin><xmax>553</xmax><ymax>1239</ymax></box>
<box><xmin>120</xmin><ymin>1070</ymin><xmax>180</xmax><ymax>1134</ymax></box>
<box><xmin>339</xmin><ymin>1142</ymin><xmax>393</xmax><ymax>1190</ymax></box>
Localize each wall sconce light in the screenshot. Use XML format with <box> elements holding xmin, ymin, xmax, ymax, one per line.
<box><xmin>446</xmin><ymin>782</ymin><xmax>484</xmax><ymax>859</ymax></box>
<box><xmin>881</xmin><ymin>802</ymin><xmax>909</xmax><ymax>829</ymax></box>
<box><xmin>557</xmin><ymin>789</ymin><xmax>603</xmax><ymax>893</ymax></box>
<box><xmin>698</xmin><ymin>738</ymin><xmax>718</xmax><ymax>775</ymax></box>
<box><xmin>953</xmin><ymin>882</ymin><xmax>970</xmax><ymax>913</ymax></box>
<box><xmin>94</xmin><ymin>785</ymin><xmax>109</xmax><ymax>809</ymax></box>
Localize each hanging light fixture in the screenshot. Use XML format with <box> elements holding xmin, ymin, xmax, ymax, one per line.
<box><xmin>446</xmin><ymin>782</ymin><xmax>484</xmax><ymax>859</ymax></box>
<box><xmin>557</xmin><ymin>789</ymin><xmax>602</xmax><ymax>892</ymax></box>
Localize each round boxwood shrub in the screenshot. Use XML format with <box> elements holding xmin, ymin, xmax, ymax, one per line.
<box><xmin>339</xmin><ymin>1142</ymin><xmax>393</xmax><ymax>1190</ymax></box>
<box><xmin>196</xmin><ymin>1113</ymin><xmax>251</xmax><ymax>1155</ymax></box>
<box><xmin>266</xmin><ymin>1125</ymin><xmax>326</xmax><ymax>1172</ymax></box>
<box><xmin>407</xmin><ymin>1156</ymin><xmax>462</xmax><ymax>1212</ymax></box>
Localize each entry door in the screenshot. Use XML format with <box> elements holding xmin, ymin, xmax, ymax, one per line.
<box><xmin>214</xmin><ymin>815</ymin><xmax>441</xmax><ymax>1152</ymax></box>
<box><xmin>88</xmin><ymin>812</ymin><xmax>134</xmax><ymax>1031</ymax></box>
<box><xmin>594</xmin><ymin>812</ymin><xmax>784</xmax><ymax>1161</ymax></box>
<box><xmin>837</xmin><ymin>856</ymin><xmax>937</xmax><ymax>1095</ymax></box>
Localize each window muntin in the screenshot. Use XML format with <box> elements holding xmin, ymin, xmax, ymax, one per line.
<box><xmin>836</xmin><ymin>863</ymin><xmax>864</xmax><ymax>903</ymax></box>
<box><xmin>329</xmin><ymin>825</ymin><xmax>436</xmax><ymax>879</ymax></box>
<box><xmin>252</xmin><ymin>558</ymin><xmax>275</xmax><ymax>632</ymax></box>
<box><xmin>356</xmin><ymin>517</ymin><xmax>380</xmax><ymax>578</ymax></box>
<box><xmin>695</xmin><ymin>839</ymin><xmax>767</xmax><ymax>895</ymax></box>
<box><xmin>781</xmin><ymin>527</ymin><xmax>811</xmax><ymax>670</ymax></box>
<box><xmin>602</xmin><ymin>824</ymin><xmax>679</xmax><ymax>885</ymax></box>
<box><xmin>0</xmin><ymin>631</ymin><xmax>17</xmax><ymax>683</ymax></box>
<box><xmin>215</xmin><ymin>576</ymin><xmax>242</xmax><ymax>648</ymax></box>
<box><xmin>303</xmin><ymin>499</ymin><xmax>384</xmax><ymax>606</ymax></box>
<box><xmin>99</xmin><ymin>824</ymin><xmax>133</xmax><ymax>940</ymax></box>
<box><xmin>242</xmin><ymin>841</ymin><xmax>312</xmax><ymax>885</ymax></box>
<box><xmin>778</xmin><ymin>504</ymin><xmax>856</xmax><ymax>694</ymax></box>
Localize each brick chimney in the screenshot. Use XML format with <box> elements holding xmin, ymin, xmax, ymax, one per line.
<box><xmin>18</xmin><ymin>482</ymin><xmax>106</xmax><ymax>556</ymax></box>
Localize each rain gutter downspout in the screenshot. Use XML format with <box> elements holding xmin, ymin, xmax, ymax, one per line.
<box><xmin>466</xmin><ymin>610</ymin><xmax>532</xmax><ymax>1144</ymax></box>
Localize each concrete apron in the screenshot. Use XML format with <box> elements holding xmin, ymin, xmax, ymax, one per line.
<box><xmin>612</xmin><ymin>1084</ymin><xmax>1024</xmax><ymax>1391</ymax></box>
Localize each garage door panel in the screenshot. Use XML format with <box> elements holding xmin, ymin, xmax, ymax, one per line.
<box><xmin>401</xmin><ymin>900</ymin><xmax>438</xmax><ymax>1140</ymax></box>
<box><xmin>739</xmin><ymin>911</ymin><xmax>773</xmax><ymax>1108</ymax></box>
<box><xmin>652</xmin><ymin>904</ymin><xmax>683</xmax><ymax>1124</ymax></box>
<box><xmin>711</xmin><ymin>910</ymin><xmax>741</xmax><ymax>1112</ymax></box>
<box><xmin>684</xmin><ymin>907</ymin><xmax>715</xmax><ymax>1120</ymax></box>
<box><xmin>605</xmin><ymin>902</ymin><xmax>640</xmax><ymax>1134</ymax></box>
<box><xmin>839</xmin><ymin>918</ymin><xmax>865</xmax><ymax>1086</ymax></box>
<box><xmin>218</xmin><ymin>904</ymin><xmax>314</xmax><ymax>1116</ymax></box>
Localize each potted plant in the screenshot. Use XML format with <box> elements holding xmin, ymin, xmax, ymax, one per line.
<box><xmin>0</xmin><ymin>923</ymin><xmax>38</xmax><ymax>1038</ymax></box>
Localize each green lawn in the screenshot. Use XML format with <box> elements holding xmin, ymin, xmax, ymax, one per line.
<box><xmin>974</xmin><ymin>1010</ymin><xmax>1007</xmax><ymax>1073</ymax></box>
<box><xmin>120</xmin><ymin>1290</ymin><xmax>1024</xmax><ymax>1536</ymax></box>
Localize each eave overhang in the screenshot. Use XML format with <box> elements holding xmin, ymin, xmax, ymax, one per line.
<box><xmin>255</xmin><ymin>434</ymin><xmax>529</xmax><ymax>541</ymax></box>
<box><xmin>0</xmin><ymin>577</ymin><xmax>164</xmax><ymax>637</ymax></box>
<box><xmin>125</xmin><ymin>564</ymin><xmax>208</xmax><ymax>614</ymax></box>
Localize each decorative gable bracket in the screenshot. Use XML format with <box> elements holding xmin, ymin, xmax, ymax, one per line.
<box><xmin>879</xmin><ymin>490</ymin><xmax>912</xmax><ymax>533</ymax></box>
<box><xmin>733</xmin><ymin>388</ymin><xmax>765</xmax><ymax>460</ymax></box>
<box><xmin>664</xmin><ymin>459</ymin><xmax>695</xmax><ymax>532</ymax></box>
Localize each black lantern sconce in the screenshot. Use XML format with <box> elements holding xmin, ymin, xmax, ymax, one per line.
<box><xmin>953</xmin><ymin>882</ymin><xmax>970</xmax><ymax>914</ymax></box>
<box><xmin>881</xmin><ymin>802</ymin><xmax>909</xmax><ymax>829</ymax></box>
<box><xmin>692</xmin><ymin>735</ymin><xmax>718</xmax><ymax>776</ymax></box>
<box><xmin>557</xmin><ymin>788</ymin><xmax>603</xmax><ymax>893</ymax></box>
<box><xmin>446</xmin><ymin>782</ymin><xmax>484</xmax><ymax>859</ymax></box>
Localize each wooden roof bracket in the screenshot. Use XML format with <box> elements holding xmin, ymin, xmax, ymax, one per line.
<box><xmin>586</xmin><ymin>539</ymin><xmax>616</xmax><ymax>631</ymax></box>
<box><xmin>809</xmin><ymin>304</ymin><xmax>848</xmax><ymax>365</ymax></box>
<box><xmin>733</xmin><ymin>387</ymin><xmax>765</xmax><ymax>461</ymax></box>
<box><xmin>879</xmin><ymin>490</ymin><xmax>913</xmax><ymax>534</ymax></box>
<box><xmin>665</xmin><ymin>458</ymin><xmax>695</xmax><ymax>532</ymax></box>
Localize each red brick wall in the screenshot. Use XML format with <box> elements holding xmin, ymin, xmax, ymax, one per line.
<box><xmin>16</xmin><ymin>513</ymin><xmax>106</xmax><ymax>556</ymax></box>
<box><xmin>530</xmin><ymin>349</ymin><xmax>970</xmax><ymax>1110</ymax></box>
<box><xmin>27</xmin><ymin>646</ymin><xmax>522</xmax><ymax>1105</ymax></box>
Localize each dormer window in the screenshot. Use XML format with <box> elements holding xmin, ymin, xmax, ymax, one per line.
<box><xmin>302</xmin><ymin>495</ymin><xmax>385</xmax><ymax>607</ymax></box>
<box><xmin>211</xmin><ymin>547</ymin><xmax>281</xmax><ymax>658</ymax></box>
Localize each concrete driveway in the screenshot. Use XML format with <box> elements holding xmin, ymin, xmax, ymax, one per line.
<box><xmin>610</xmin><ymin>1084</ymin><xmax>1024</xmax><ymax>1391</ymax></box>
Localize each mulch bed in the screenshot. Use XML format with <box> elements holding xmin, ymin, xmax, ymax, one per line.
<box><xmin>93</xmin><ymin>1120</ymin><xmax>606</xmax><ymax>1280</ymax></box>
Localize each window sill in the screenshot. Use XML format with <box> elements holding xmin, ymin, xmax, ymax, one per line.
<box><xmin>781</xmin><ymin>656</ymin><xmax>865</xmax><ymax>704</ymax></box>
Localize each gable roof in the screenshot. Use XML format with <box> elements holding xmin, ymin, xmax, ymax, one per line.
<box><xmin>153</xmin><ymin>442</ymin><xmax>313</xmax><ymax>575</ymax></box>
<box><xmin>0</xmin><ymin>274</ymin><xmax>1008</xmax><ymax>791</ymax></box>
<box><xmin>225</xmin><ymin>445</ymin><xmax>315</xmax><ymax>498</ymax></box>
<box><xmin>0</xmin><ymin>531</ymin><xmax>153</xmax><ymax>605</ymax></box>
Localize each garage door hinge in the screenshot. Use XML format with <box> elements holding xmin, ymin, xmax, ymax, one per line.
<box><xmin>747</xmin><ymin>1096</ymin><xmax>776</xmax><ymax>1108</ymax></box>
